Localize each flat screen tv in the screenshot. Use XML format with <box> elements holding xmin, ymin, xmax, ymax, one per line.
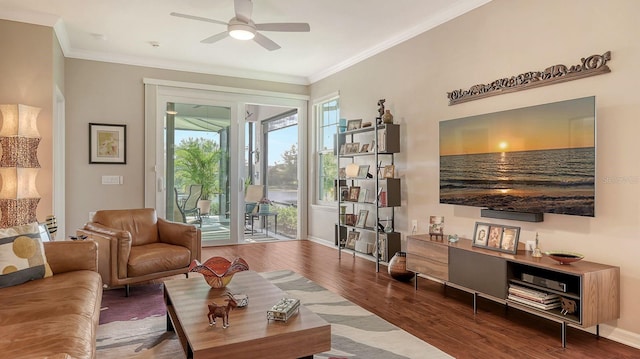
<box><xmin>439</xmin><ymin>96</ymin><xmax>595</xmax><ymax>217</ymax></box>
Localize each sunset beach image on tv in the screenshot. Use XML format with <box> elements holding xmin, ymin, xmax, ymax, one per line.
<box><xmin>439</xmin><ymin>96</ymin><xmax>595</xmax><ymax>217</ymax></box>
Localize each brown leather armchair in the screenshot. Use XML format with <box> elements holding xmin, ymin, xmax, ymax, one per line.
<box><xmin>77</xmin><ymin>208</ymin><xmax>201</xmax><ymax>296</ymax></box>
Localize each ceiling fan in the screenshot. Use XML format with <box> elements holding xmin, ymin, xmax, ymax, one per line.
<box><xmin>170</xmin><ymin>0</ymin><xmax>310</xmax><ymax>51</ymax></box>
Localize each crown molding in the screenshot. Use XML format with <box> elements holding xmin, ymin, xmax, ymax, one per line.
<box><xmin>64</xmin><ymin>47</ymin><xmax>310</xmax><ymax>85</ymax></box>
<box><xmin>307</xmin><ymin>0</ymin><xmax>492</xmax><ymax>84</ymax></box>
<box><xmin>0</xmin><ymin>8</ymin><xmax>59</xmax><ymax>27</ymax></box>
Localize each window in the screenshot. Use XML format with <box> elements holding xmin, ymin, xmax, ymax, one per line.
<box><xmin>315</xmin><ymin>97</ymin><xmax>339</xmax><ymax>204</ymax></box>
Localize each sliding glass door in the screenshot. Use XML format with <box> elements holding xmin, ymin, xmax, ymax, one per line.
<box><xmin>262</xmin><ymin>110</ymin><xmax>298</xmax><ymax>239</ymax></box>
<box><xmin>144</xmin><ymin>80</ymin><xmax>308</xmax><ymax>245</ymax></box>
<box><xmin>165</xmin><ymin>102</ymin><xmax>232</xmax><ymax>245</ymax></box>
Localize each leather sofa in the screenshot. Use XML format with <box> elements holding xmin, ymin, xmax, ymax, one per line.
<box><xmin>78</xmin><ymin>208</ymin><xmax>201</xmax><ymax>296</ymax></box>
<box><xmin>0</xmin><ymin>240</ymin><xmax>102</xmax><ymax>359</ymax></box>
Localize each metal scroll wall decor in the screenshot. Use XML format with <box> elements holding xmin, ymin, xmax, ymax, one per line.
<box><xmin>447</xmin><ymin>51</ymin><xmax>611</xmax><ymax>106</ymax></box>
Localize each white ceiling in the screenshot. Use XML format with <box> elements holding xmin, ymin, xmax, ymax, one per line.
<box><xmin>0</xmin><ymin>0</ymin><xmax>490</xmax><ymax>85</ymax></box>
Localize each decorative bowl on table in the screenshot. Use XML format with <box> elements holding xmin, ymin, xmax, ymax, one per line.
<box><xmin>188</xmin><ymin>257</ymin><xmax>250</xmax><ymax>288</ymax></box>
<box><xmin>545</xmin><ymin>251</ymin><xmax>584</xmax><ymax>265</ymax></box>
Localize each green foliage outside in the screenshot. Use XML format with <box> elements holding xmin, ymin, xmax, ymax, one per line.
<box><xmin>321</xmin><ymin>152</ymin><xmax>338</xmax><ymax>201</ymax></box>
<box><xmin>275</xmin><ymin>204</ymin><xmax>297</xmax><ymax>237</ymax></box>
<box><xmin>174</xmin><ymin>138</ymin><xmax>222</xmax><ymax>200</ymax></box>
<box><xmin>268</xmin><ymin>144</ymin><xmax>298</xmax><ymax>189</ymax></box>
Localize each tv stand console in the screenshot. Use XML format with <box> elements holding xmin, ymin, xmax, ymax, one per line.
<box><xmin>406</xmin><ymin>235</ymin><xmax>620</xmax><ymax>347</ymax></box>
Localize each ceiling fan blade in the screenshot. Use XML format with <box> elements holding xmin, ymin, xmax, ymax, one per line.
<box><xmin>253</xmin><ymin>32</ymin><xmax>281</xmax><ymax>51</ymax></box>
<box><xmin>234</xmin><ymin>0</ymin><xmax>253</xmax><ymax>23</ymax></box>
<box><xmin>170</xmin><ymin>12</ymin><xmax>227</xmax><ymax>26</ymax></box>
<box><xmin>201</xmin><ymin>32</ymin><xmax>229</xmax><ymax>44</ymax></box>
<box><xmin>255</xmin><ymin>23</ymin><xmax>310</xmax><ymax>32</ymax></box>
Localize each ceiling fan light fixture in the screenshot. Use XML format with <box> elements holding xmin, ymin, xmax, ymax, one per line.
<box><xmin>228</xmin><ymin>23</ymin><xmax>255</xmax><ymax>40</ymax></box>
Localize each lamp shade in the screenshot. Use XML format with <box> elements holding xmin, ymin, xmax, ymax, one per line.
<box><xmin>0</xmin><ymin>104</ymin><xmax>41</xmax><ymax>227</ymax></box>
<box><xmin>0</xmin><ymin>167</ymin><xmax>40</xmax><ymax>199</ymax></box>
<box><xmin>0</xmin><ymin>104</ymin><xmax>41</xmax><ymax>137</ymax></box>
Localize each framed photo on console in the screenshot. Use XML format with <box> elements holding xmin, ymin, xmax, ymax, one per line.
<box><xmin>472</xmin><ymin>222</ymin><xmax>520</xmax><ymax>254</ymax></box>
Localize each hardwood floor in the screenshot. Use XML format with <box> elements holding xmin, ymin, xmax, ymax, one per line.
<box><xmin>202</xmin><ymin>240</ymin><xmax>638</xmax><ymax>359</ymax></box>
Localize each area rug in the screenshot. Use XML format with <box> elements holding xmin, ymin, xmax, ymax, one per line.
<box><xmin>96</xmin><ymin>270</ymin><xmax>453</xmax><ymax>359</ymax></box>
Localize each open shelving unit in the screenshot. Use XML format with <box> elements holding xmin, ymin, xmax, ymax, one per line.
<box><xmin>335</xmin><ymin>122</ymin><xmax>401</xmax><ymax>272</ymax></box>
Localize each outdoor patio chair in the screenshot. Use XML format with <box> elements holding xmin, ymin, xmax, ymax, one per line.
<box><xmin>244</xmin><ymin>184</ymin><xmax>264</xmax><ymax>231</ymax></box>
<box><xmin>177</xmin><ymin>184</ymin><xmax>202</xmax><ymax>225</ymax></box>
<box><xmin>174</xmin><ymin>187</ymin><xmax>202</xmax><ymax>227</ymax></box>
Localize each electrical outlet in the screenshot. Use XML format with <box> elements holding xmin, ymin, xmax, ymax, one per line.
<box><xmin>526</xmin><ymin>240</ymin><xmax>535</xmax><ymax>251</ymax></box>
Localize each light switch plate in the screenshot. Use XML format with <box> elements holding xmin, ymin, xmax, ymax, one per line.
<box><xmin>102</xmin><ymin>175</ymin><xmax>122</xmax><ymax>185</ymax></box>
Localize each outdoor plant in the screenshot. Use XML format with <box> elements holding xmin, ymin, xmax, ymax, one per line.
<box><xmin>276</xmin><ymin>205</ymin><xmax>297</xmax><ymax>237</ymax></box>
<box><xmin>175</xmin><ymin>138</ymin><xmax>222</xmax><ymax>200</ymax></box>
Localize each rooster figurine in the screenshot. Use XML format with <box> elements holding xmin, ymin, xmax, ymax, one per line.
<box><xmin>189</xmin><ymin>257</ymin><xmax>250</xmax><ymax>288</ymax></box>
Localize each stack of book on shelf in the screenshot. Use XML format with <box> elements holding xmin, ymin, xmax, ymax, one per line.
<box><xmin>508</xmin><ymin>284</ymin><xmax>561</xmax><ymax>310</ymax></box>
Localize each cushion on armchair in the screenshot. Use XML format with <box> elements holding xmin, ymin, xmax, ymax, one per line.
<box><xmin>127</xmin><ymin>242</ymin><xmax>191</xmax><ymax>277</ymax></box>
<box><xmin>0</xmin><ymin>222</ymin><xmax>52</xmax><ymax>288</ymax></box>
<box><xmin>91</xmin><ymin>208</ymin><xmax>160</xmax><ymax>246</ymax></box>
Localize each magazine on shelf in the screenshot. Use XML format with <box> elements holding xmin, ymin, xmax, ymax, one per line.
<box><xmin>508</xmin><ymin>294</ymin><xmax>561</xmax><ymax>310</ymax></box>
<box><xmin>509</xmin><ymin>284</ymin><xmax>558</xmax><ymax>300</ymax></box>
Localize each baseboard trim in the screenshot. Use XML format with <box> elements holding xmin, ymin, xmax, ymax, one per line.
<box><xmin>307</xmin><ymin>236</ymin><xmax>334</xmax><ymax>248</ymax></box>
<box><xmin>598</xmin><ymin>324</ymin><xmax>640</xmax><ymax>349</ymax></box>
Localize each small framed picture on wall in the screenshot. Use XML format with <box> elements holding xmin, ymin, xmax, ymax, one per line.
<box><xmin>89</xmin><ymin>123</ymin><xmax>126</xmax><ymax>164</ymax></box>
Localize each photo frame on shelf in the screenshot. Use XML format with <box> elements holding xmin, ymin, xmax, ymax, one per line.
<box><xmin>377</xmin><ymin>234</ymin><xmax>387</xmax><ymax>261</ymax></box>
<box><xmin>346</xmin><ymin>142</ymin><xmax>360</xmax><ymax>154</ymax></box>
<box><xmin>357</xmin><ymin>164</ymin><xmax>370</xmax><ymax>178</ymax></box>
<box><xmin>347</xmin><ymin>119</ymin><xmax>363</xmax><ymax>131</ymax></box>
<box><xmin>383</xmin><ymin>165</ymin><xmax>395</xmax><ymax>178</ymax></box>
<box><xmin>429</xmin><ymin>216</ymin><xmax>444</xmax><ymax>237</ymax></box>
<box><xmin>500</xmin><ymin>227</ymin><xmax>520</xmax><ymax>254</ymax></box>
<box><xmin>339</xmin><ymin>144</ymin><xmax>346</xmax><ymax>155</ymax></box>
<box><xmin>473</xmin><ymin>222</ymin><xmax>489</xmax><ymax>246</ymax></box>
<box><xmin>89</xmin><ymin>123</ymin><xmax>126</xmax><ymax>164</ymax></box>
<box><xmin>348</xmin><ymin>186</ymin><xmax>361</xmax><ymax>201</ymax></box>
<box><xmin>488</xmin><ymin>226</ymin><xmax>503</xmax><ymax>248</ymax></box>
<box><xmin>356</xmin><ymin>209</ymin><xmax>368</xmax><ymax>228</ymax></box>
<box><xmin>346</xmin><ymin>231</ymin><xmax>360</xmax><ymax>249</ymax></box>
<box><xmin>358</xmin><ymin>188</ymin><xmax>368</xmax><ymax>203</ymax></box>
<box><xmin>345</xmin><ymin>214</ymin><xmax>357</xmax><ymax>226</ymax></box>
<box><xmin>340</xmin><ymin>186</ymin><xmax>349</xmax><ymax>201</ymax></box>
<box><xmin>360</xmin><ymin>143</ymin><xmax>370</xmax><ymax>153</ymax></box>
<box><xmin>339</xmin><ymin>167</ymin><xmax>346</xmax><ymax>179</ymax></box>
<box><xmin>472</xmin><ymin>222</ymin><xmax>520</xmax><ymax>254</ymax></box>
<box><xmin>377</xmin><ymin>129</ymin><xmax>386</xmax><ymax>152</ymax></box>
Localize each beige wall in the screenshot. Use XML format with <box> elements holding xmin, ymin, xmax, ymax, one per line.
<box><xmin>309</xmin><ymin>0</ymin><xmax>640</xmax><ymax>344</ymax></box>
<box><xmin>2</xmin><ymin>0</ymin><xmax>638</xmax><ymax>347</ymax></box>
<box><xmin>64</xmin><ymin>59</ymin><xmax>307</xmax><ymax>233</ymax></box>
<box><xmin>0</xmin><ymin>20</ymin><xmax>54</xmax><ymax>222</ymax></box>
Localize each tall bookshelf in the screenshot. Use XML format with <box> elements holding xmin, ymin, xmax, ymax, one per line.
<box><xmin>335</xmin><ymin>121</ymin><xmax>401</xmax><ymax>272</ymax></box>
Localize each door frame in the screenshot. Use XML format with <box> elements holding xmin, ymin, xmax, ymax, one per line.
<box><xmin>143</xmin><ymin>79</ymin><xmax>309</xmax><ymax>244</ymax></box>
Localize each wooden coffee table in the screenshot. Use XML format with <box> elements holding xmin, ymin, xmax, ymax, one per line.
<box><xmin>164</xmin><ymin>271</ymin><xmax>331</xmax><ymax>359</ymax></box>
